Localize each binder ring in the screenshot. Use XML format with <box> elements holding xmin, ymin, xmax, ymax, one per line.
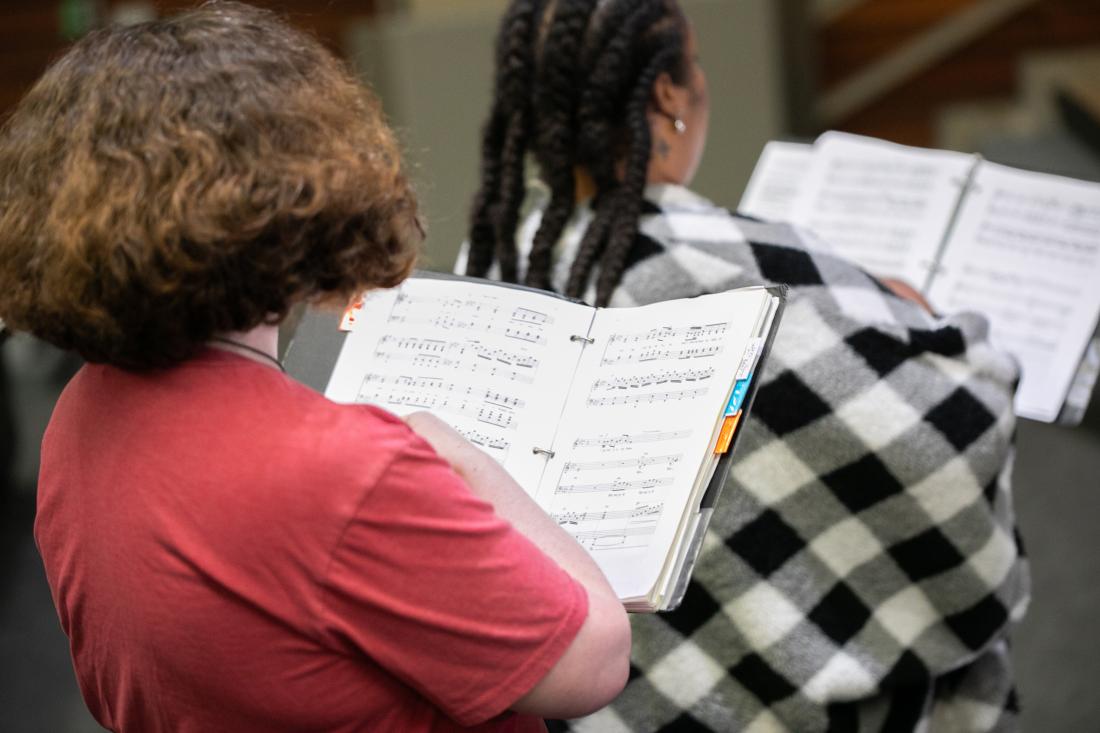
<box><xmin>532</xmin><ymin>447</ymin><xmax>556</xmax><ymax>459</ymax></box>
<box><xmin>570</xmin><ymin>335</ymin><xmax>595</xmax><ymax>344</ymax></box>
<box><xmin>949</xmin><ymin>176</ymin><xmax>982</xmax><ymax>192</ymax></box>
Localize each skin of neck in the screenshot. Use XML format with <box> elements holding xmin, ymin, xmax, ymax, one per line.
<box><xmin>574</xmin><ymin>167</ymin><xmax>598</xmax><ymax>203</ymax></box>
<box><xmin>212</xmin><ymin>322</ymin><xmax>280</xmax><ymax>364</ymax></box>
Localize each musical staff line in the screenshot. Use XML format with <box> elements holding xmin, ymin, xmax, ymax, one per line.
<box><xmin>587</xmin><ymin>388</ymin><xmax>708</xmax><ymax>408</ymax></box>
<box><xmin>357</xmin><ymin>374</ymin><xmax>522</xmax><ymax>430</ymax></box>
<box><xmin>512</xmin><ymin>307</ymin><xmax>552</xmax><ymax>326</ymax></box>
<box><xmin>600</xmin><ymin>343</ymin><xmax>725</xmax><ymax>366</ymax></box>
<box><xmin>563</xmin><ymin>453</ymin><xmax>683</xmax><ymax>473</ymax></box>
<box><xmin>601</xmin><ymin>322</ymin><xmax>731</xmax><ymax>366</ymax></box>
<box><xmin>387</xmin><ymin>293</ymin><xmax>555</xmax><ymax>345</ymax></box>
<box><xmin>457</xmin><ymin>428</ymin><xmax>511</xmax><ymax>455</ymax></box>
<box><xmin>572</xmin><ymin>525</ymin><xmax>658</xmax><ymax>546</ymax></box>
<box><xmin>572</xmin><ymin>430</ymin><xmax>693</xmax><ymax>452</ymax></box>
<box><xmin>373</xmin><ymin>336</ymin><xmax>540</xmax><ymax>384</ymax></box>
<box><xmin>607</xmin><ymin>323</ymin><xmax>730</xmax><ymax>345</ymax></box>
<box><xmin>555</xmin><ymin>476</ymin><xmax>675</xmax><ymax>495</ymax></box>
<box><xmin>552</xmin><ymin>503</ymin><xmax>664</xmax><ymax>526</ymax></box>
<box><xmin>591</xmin><ymin>367</ymin><xmax>715</xmax><ymax>392</ymax></box>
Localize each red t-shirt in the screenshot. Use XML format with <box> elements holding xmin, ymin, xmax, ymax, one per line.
<box><xmin>35</xmin><ymin>348</ymin><xmax>587</xmax><ymax>732</ymax></box>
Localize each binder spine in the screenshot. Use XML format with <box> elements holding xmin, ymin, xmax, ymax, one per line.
<box><xmin>1058</xmin><ymin>327</ymin><xmax>1100</xmax><ymax>426</ymax></box>
<box><xmin>922</xmin><ymin>154</ymin><xmax>984</xmax><ymax>294</ymax></box>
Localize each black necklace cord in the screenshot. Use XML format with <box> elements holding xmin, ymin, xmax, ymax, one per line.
<box><xmin>210</xmin><ymin>337</ymin><xmax>286</xmax><ymax>373</ymax></box>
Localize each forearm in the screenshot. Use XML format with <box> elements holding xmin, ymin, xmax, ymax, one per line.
<box><xmin>402</xmin><ymin>413</ymin><xmax>618</xmax><ymax>600</ymax></box>
<box><xmin>450</xmin><ymin>445</ymin><xmax>616</xmax><ymax>595</ymax></box>
<box><xmin>404</xmin><ymin>412</ymin><xmax>631</xmax><ymax>717</ymax></box>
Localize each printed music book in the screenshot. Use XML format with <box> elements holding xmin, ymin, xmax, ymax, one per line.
<box><xmin>739</xmin><ymin>131</ymin><xmax>1100</xmax><ymax>424</ymax></box>
<box><xmin>320</xmin><ymin>274</ymin><xmax>785</xmax><ymax>612</ymax></box>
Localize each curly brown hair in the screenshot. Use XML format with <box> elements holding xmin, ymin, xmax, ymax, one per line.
<box><xmin>0</xmin><ymin>2</ymin><xmax>422</xmax><ymax>369</ymax></box>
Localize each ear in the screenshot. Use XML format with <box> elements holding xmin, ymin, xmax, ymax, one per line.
<box><xmin>651</xmin><ymin>71</ymin><xmax>689</xmax><ymax>120</ymax></box>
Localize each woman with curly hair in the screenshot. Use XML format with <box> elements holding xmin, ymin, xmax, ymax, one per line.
<box><xmin>0</xmin><ymin>3</ymin><xmax>629</xmax><ymax>731</ymax></box>
<box><xmin>463</xmin><ymin>1</ymin><xmax>1029</xmax><ymax>731</ymax></box>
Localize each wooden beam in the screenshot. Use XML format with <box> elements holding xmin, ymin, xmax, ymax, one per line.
<box><xmin>817</xmin><ymin>0</ymin><xmax>1041</xmax><ymax>126</ymax></box>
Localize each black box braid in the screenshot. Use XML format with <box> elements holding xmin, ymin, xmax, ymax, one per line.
<box><xmin>467</xmin><ymin>0</ymin><xmax>688</xmax><ymax>307</ymax></box>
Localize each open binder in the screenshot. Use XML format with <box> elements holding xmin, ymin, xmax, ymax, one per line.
<box><xmin>740</xmin><ymin>132</ymin><xmax>1100</xmax><ymax>424</ymax></box>
<box><xmin>285</xmin><ymin>273</ymin><xmax>785</xmax><ymax>612</ymax></box>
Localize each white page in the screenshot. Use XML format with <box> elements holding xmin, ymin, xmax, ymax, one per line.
<box><xmin>789</xmin><ymin>132</ymin><xmax>975</xmax><ymax>285</ymax></box>
<box><xmin>532</xmin><ymin>289</ymin><xmax>772</xmax><ymax>601</ymax></box>
<box><xmin>738</xmin><ymin>141</ymin><xmax>815</xmax><ymax>222</ymax></box>
<box><xmin>926</xmin><ymin>163</ymin><xmax>1100</xmax><ymax>422</ymax></box>
<box><xmin>325</xmin><ymin>278</ymin><xmax>595</xmax><ymax>491</ymax></box>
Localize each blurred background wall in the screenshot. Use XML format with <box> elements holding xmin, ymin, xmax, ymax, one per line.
<box><xmin>1</xmin><ymin>0</ymin><xmax>1098</xmax><ymax>730</ymax></box>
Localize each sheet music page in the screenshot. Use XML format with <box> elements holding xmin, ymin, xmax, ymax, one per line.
<box><xmin>738</xmin><ymin>141</ymin><xmax>815</xmax><ymax>222</ymax></box>
<box><xmin>926</xmin><ymin>162</ymin><xmax>1100</xmax><ymax>422</ymax></box>
<box><xmin>532</xmin><ymin>289</ymin><xmax>773</xmax><ymax>601</ymax></box>
<box><xmin>788</xmin><ymin>132</ymin><xmax>975</xmax><ymax>285</ymax></box>
<box><xmin>324</xmin><ymin>278</ymin><xmax>595</xmax><ymax>491</ymax></box>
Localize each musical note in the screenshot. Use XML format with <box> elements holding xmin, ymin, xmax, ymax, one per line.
<box><xmin>504</xmin><ymin>325</ymin><xmax>546</xmax><ymax>345</ymax></box>
<box><xmin>572</xmin><ymin>430</ymin><xmax>693</xmax><ymax>452</ymax></box>
<box><xmin>552</xmin><ymin>502</ymin><xmax>664</xmax><ymax>526</ymax></box>
<box><xmin>389</xmin><ymin>294</ymin><xmax>505</xmax><ymax>334</ymax></box>
<box><xmin>606</xmin><ymin>323</ymin><xmax>730</xmax><ymax>345</ymax></box>
<box><xmin>586</xmin><ymin>388</ymin><xmax>708</xmax><ymax>408</ymax></box>
<box><xmin>357</xmin><ymin>374</ymin><xmax>523</xmax><ymax>430</ymax></box>
<box><xmin>571</xmin><ymin>525</ymin><xmax>659</xmax><ymax>546</ymax></box>
<box><xmin>555</xmin><ymin>476</ymin><xmax>674</xmax><ymax>495</ymax></box>
<box><xmin>374</xmin><ymin>336</ymin><xmax>539</xmax><ymax>382</ymax></box>
<box><xmin>458</xmin><ymin>429</ymin><xmax>511</xmax><ymax>456</ymax></box>
<box><xmin>512</xmin><ymin>307</ymin><xmax>552</xmax><ymax>326</ymax></box>
<box><xmin>476</xmin><ymin>406</ymin><xmax>514</xmax><ymax>429</ymax></box>
<box><xmin>386</xmin><ymin>294</ymin><xmax>557</xmax><ymax>346</ymax></box>
<box><xmin>563</xmin><ymin>453</ymin><xmax>683</xmax><ymax>473</ymax></box>
<box><xmin>600</xmin><ymin>341</ymin><xmax>726</xmax><ymax>366</ymax></box>
<box><xmin>591</xmin><ymin>367</ymin><xmax>715</xmax><ymax>392</ymax></box>
<box><xmin>550</xmin><ymin>501</ymin><xmax>663</xmax><ymax>551</ymax></box>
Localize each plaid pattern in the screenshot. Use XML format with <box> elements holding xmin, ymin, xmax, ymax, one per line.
<box><xmin>483</xmin><ymin>182</ymin><xmax>1030</xmax><ymax>732</ymax></box>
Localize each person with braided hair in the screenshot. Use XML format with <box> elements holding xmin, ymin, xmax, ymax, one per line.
<box><xmin>460</xmin><ymin>1</ymin><xmax>1029</xmax><ymax>731</ymax></box>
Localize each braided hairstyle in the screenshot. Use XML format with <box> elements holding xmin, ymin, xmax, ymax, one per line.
<box><xmin>466</xmin><ymin>0</ymin><xmax>690</xmax><ymax>306</ymax></box>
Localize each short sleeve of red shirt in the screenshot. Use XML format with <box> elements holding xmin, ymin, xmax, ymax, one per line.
<box><xmin>315</xmin><ymin>431</ymin><xmax>588</xmax><ymax>727</ymax></box>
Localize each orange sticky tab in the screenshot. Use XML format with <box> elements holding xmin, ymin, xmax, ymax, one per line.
<box><xmin>715</xmin><ymin>412</ymin><xmax>742</xmax><ymax>455</ymax></box>
<box><xmin>339</xmin><ymin>295</ymin><xmax>365</xmax><ymax>332</ymax></box>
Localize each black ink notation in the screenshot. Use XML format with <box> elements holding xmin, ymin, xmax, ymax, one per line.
<box><xmin>591</xmin><ymin>367</ymin><xmax>715</xmax><ymax>392</ymax></box>
<box><xmin>600</xmin><ymin>323</ymin><xmax>730</xmax><ymax>366</ymax></box>
<box><xmin>357</xmin><ymin>374</ymin><xmax>524</xmax><ymax>430</ymax></box>
<box><xmin>555</xmin><ymin>476</ymin><xmax>674</xmax><ymax>495</ymax></box>
<box><xmin>374</xmin><ymin>336</ymin><xmax>539</xmax><ymax>383</ymax></box>
<box><xmin>586</xmin><ymin>388</ymin><xmax>708</xmax><ymax>407</ymax></box>
<box><xmin>562</xmin><ymin>453</ymin><xmax>683</xmax><ymax>473</ymax></box>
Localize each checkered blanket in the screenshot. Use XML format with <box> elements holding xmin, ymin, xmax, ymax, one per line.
<box><xmin>468</xmin><ymin>182</ymin><xmax>1030</xmax><ymax>732</ymax></box>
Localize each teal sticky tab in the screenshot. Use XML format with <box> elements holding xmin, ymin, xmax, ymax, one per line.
<box><xmin>725</xmin><ymin>375</ymin><xmax>752</xmax><ymax>416</ymax></box>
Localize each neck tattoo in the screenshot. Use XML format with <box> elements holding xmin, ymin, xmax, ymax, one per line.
<box><xmin>211</xmin><ymin>337</ymin><xmax>286</xmax><ymax>373</ymax></box>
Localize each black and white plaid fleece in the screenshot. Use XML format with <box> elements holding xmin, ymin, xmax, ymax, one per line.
<box><xmin>466</xmin><ymin>181</ymin><xmax>1031</xmax><ymax>732</ymax></box>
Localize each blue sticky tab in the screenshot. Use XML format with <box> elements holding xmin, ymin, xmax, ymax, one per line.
<box><xmin>725</xmin><ymin>375</ymin><xmax>752</xmax><ymax>416</ymax></box>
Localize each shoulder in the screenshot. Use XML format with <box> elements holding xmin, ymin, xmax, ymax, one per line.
<box><xmin>621</xmin><ymin>185</ymin><xmax>867</xmax><ymax>306</ymax></box>
<box><xmin>163</xmin><ymin>352</ymin><xmax>428</xmax><ymax>492</ymax></box>
<box><xmin>276</xmin><ymin>381</ymin><xmax>420</xmax><ymax>475</ymax></box>
<box><xmin>637</xmin><ymin>184</ymin><xmax>867</xmax><ymax>289</ymax></box>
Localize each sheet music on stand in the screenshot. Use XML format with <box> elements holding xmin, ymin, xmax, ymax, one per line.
<box><xmin>739</xmin><ymin>132</ymin><xmax>1100</xmax><ymax>425</ymax></box>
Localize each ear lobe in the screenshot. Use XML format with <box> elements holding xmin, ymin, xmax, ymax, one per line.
<box><xmin>651</xmin><ymin>71</ymin><xmax>686</xmax><ymax>119</ymax></box>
